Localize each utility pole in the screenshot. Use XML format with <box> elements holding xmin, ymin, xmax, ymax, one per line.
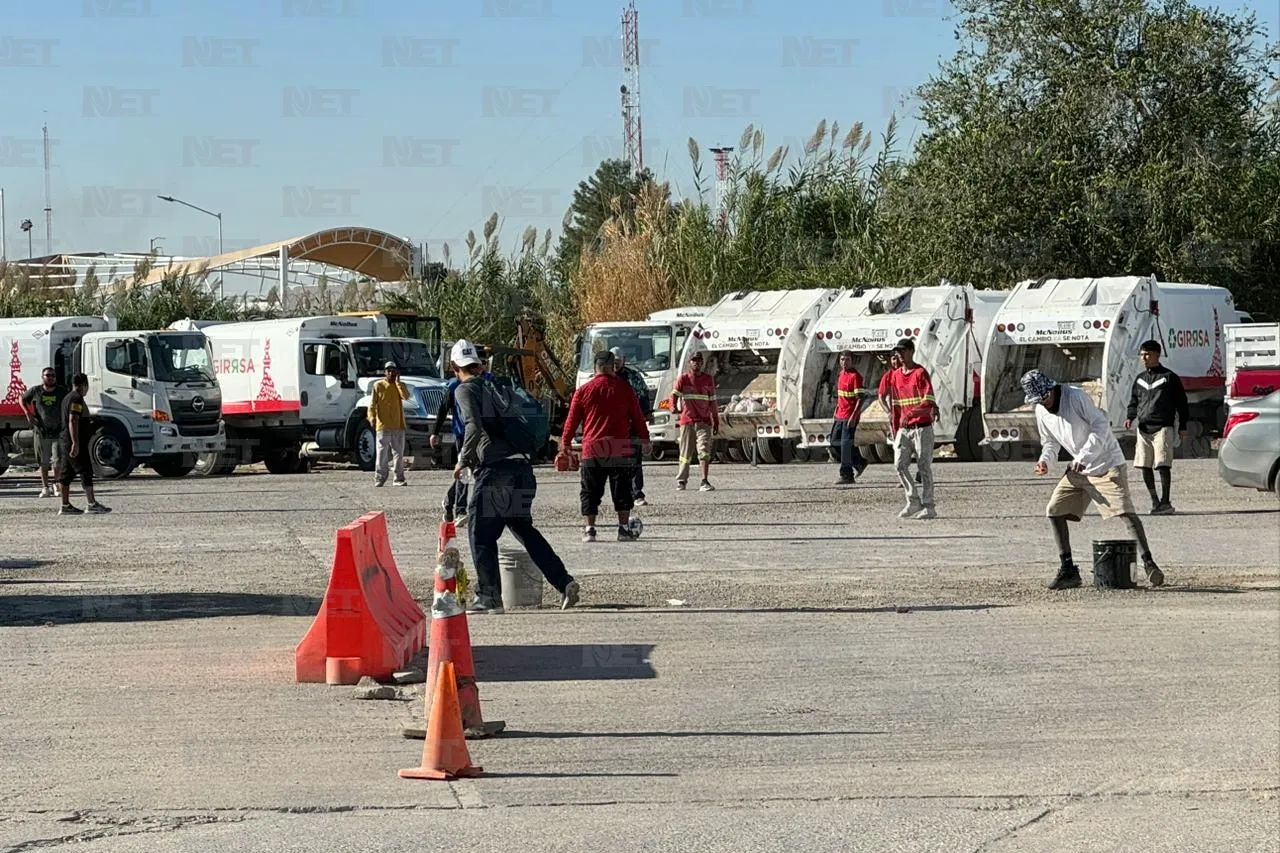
<box><xmin>1</xmin><ymin>188</ymin><xmax>6</xmax><ymax>262</ymax></box>
<box><xmin>710</xmin><ymin>146</ymin><xmax>734</xmax><ymax>231</ymax></box>
<box><xmin>42</xmin><ymin>122</ymin><xmax>53</xmax><ymax>255</ymax></box>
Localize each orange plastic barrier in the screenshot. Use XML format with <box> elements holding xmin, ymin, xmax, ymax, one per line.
<box><xmin>295</xmin><ymin>512</ymin><xmax>427</xmax><ymax>684</ymax></box>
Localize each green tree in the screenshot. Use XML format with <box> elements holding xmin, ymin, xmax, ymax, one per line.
<box><xmin>554</xmin><ymin>159</ymin><xmax>655</xmax><ymax>281</ymax></box>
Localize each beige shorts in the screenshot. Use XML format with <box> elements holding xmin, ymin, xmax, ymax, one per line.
<box><xmin>1134</xmin><ymin>426</ymin><xmax>1175</xmax><ymax>469</ymax></box>
<box><xmin>678</xmin><ymin>422</ymin><xmax>713</xmax><ymax>463</ymax></box>
<box><xmin>36</xmin><ymin>436</ymin><xmax>62</xmax><ymax>469</ymax></box>
<box><xmin>1046</xmin><ymin>466</ymin><xmax>1137</xmax><ymax>520</ymax></box>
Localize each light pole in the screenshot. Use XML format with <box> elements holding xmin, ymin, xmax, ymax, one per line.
<box><xmin>149</xmin><ymin>236</ymin><xmax>165</xmax><ymax>255</ymax></box>
<box><xmin>20</xmin><ymin>219</ymin><xmax>33</xmax><ymax>259</ymax></box>
<box><xmin>157</xmin><ymin>195</ymin><xmax>223</xmax><ymax>298</ymax></box>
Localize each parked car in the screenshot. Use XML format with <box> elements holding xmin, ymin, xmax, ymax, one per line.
<box><xmin>1218</xmin><ymin>389</ymin><xmax>1280</xmax><ymax>498</ymax></box>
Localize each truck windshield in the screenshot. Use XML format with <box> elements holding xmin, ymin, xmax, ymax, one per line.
<box><xmin>148</xmin><ymin>333</ymin><xmax>216</xmax><ymax>384</ymax></box>
<box><xmin>579</xmin><ymin>325</ymin><xmax>673</xmax><ymax>373</ymax></box>
<box><xmin>352</xmin><ymin>339</ymin><xmax>439</xmax><ymax>378</ymax></box>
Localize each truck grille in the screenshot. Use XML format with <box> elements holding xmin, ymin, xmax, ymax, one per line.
<box><xmin>419</xmin><ymin>388</ymin><xmax>446</xmax><ymax>418</ymax></box>
<box><xmin>171</xmin><ymin>398</ymin><xmax>222</xmax><ymax>437</ymax></box>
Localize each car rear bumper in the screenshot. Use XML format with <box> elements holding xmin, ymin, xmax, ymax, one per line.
<box><xmin>1218</xmin><ymin>440</ymin><xmax>1273</xmax><ymax>490</ymax></box>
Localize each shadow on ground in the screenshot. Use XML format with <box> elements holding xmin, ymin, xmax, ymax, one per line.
<box><xmin>475</xmin><ymin>644</ymin><xmax>658</xmax><ymax>681</ymax></box>
<box><xmin>0</xmin><ymin>592</ymin><xmax>323</xmax><ymax>626</ymax></box>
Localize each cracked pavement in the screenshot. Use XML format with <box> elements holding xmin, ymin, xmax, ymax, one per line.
<box><xmin>2</xmin><ymin>458</ymin><xmax>1278</xmax><ymax>851</ymax></box>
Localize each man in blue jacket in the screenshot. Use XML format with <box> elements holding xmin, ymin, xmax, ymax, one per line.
<box><xmin>431</xmin><ymin>344</ymin><xmax>493</xmax><ymax>524</ymax></box>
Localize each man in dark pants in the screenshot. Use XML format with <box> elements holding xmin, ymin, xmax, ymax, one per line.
<box><xmin>1125</xmin><ymin>340</ymin><xmax>1190</xmax><ymax>515</ymax></box>
<box><xmin>59</xmin><ymin>373</ymin><xmax>111</xmax><ymax>516</ymax></box>
<box><xmin>830</xmin><ymin>350</ymin><xmax>870</xmax><ymax>484</ymax></box>
<box><xmin>611</xmin><ymin>347</ymin><xmax>652</xmax><ymax>506</ymax></box>
<box><xmin>452</xmin><ymin>340</ymin><xmax>579</xmax><ymax>614</ymax></box>
<box><xmin>563</xmin><ymin>350</ymin><xmax>651</xmax><ymax>542</ymax></box>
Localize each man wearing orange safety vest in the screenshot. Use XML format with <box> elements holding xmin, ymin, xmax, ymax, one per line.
<box><xmin>885</xmin><ymin>338</ymin><xmax>938</xmax><ymax>519</ymax></box>
<box><xmin>669</xmin><ymin>353</ymin><xmax>719</xmax><ymax>492</ymax></box>
<box><xmin>831</xmin><ymin>350</ymin><xmax>870</xmax><ymax>485</ymax></box>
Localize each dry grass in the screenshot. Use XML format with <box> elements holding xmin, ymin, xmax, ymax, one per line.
<box><xmin>575</xmin><ymin>182</ymin><xmax>675</xmax><ymax>324</ymax></box>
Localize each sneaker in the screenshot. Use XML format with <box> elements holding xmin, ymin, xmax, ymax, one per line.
<box><xmin>374</xmin><ymin>479</ymin><xmax>385</xmax><ymax>488</ymax></box>
<box><xmin>86</xmin><ymin>502</ymin><xmax>112</xmax><ymax>514</ymax></box>
<box><xmin>560</xmin><ymin>580</ymin><xmax>581</xmax><ymax>610</ymax></box>
<box><xmin>58</xmin><ymin>504</ymin><xmax>83</xmax><ymax>516</ymax></box>
<box><xmin>634</xmin><ymin>496</ymin><xmax>648</xmax><ymax>506</ymax></box>
<box><xmin>466</xmin><ymin>600</ymin><xmax>504</xmax><ymax>615</ymax></box>
<box><xmin>393</xmin><ymin>479</ymin><xmax>408</xmax><ymax>487</ymax></box>
<box><xmin>38</xmin><ymin>486</ymin><xmax>53</xmax><ymax>498</ymax></box>
<box><xmin>1144</xmin><ymin>560</ymin><xmax>1165</xmax><ymax>588</ymax></box>
<box><xmin>1048</xmin><ymin>563</ymin><xmax>1082</xmax><ymax>590</ymax></box>
<box><xmin>582</xmin><ymin>526</ymin><xmax>597</xmax><ymax>543</ymax></box>
<box><xmin>913</xmin><ymin>505</ymin><xmax>937</xmax><ymax>520</ymax></box>
<box><xmin>898</xmin><ymin>501</ymin><xmax>923</xmax><ymax>519</ymax></box>
<box><xmin>854</xmin><ymin>459</ymin><xmax>868</xmax><ymax>478</ymax></box>
<box><xmin>618</xmin><ymin>521</ymin><xmax>642</xmax><ymax>541</ymax></box>
<box><xmin>836</xmin><ymin>476</ymin><xmax>856</xmax><ymax>486</ymax></box>
<box><xmin>699</xmin><ymin>480</ymin><xmax>715</xmax><ymax>492</ymax></box>
<box><xmin>1152</xmin><ymin>502</ymin><xmax>1175</xmax><ymax>516</ymax></box>
<box><xmin>454</xmin><ymin>513</ymin><xmax>468</xmax><ymax>528</ymax></box>
<box><xmin>675</xmin><ymin>481</ymin><xmax>686</xmax><ymax>491</ymax></box>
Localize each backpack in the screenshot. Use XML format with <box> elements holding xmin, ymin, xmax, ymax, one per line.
<box><xmin>478</xmin><ymin>375</ymin><xmax>551</xmax><ymax>457</ymax></box>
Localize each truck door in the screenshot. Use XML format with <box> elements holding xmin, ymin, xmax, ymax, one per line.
<box><xmin>300</xmin><ymin>340</ymin><xmax>353</xmax><ymax>424</ymax></box>
<box><xmin>93</xmin><ymin>336</ymin><xmax>150</xmax><ymax>437</ymax></box>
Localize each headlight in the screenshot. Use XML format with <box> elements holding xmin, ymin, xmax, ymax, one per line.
<box><xmin>654</xmin><ymin>412</ymin><xmax>670</xmax><ymax>424</ymax></box>
<box><xmin>160</xmin><ymin>425</ymin><xmax>178</xmax><ymax>437</ymax></box>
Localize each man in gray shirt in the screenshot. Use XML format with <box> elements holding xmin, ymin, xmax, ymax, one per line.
<box><xmin>451</xmin><ymin>339</ymin><xmax>580</xmax><ymax>614</ymax></box>
<box><xmin>23</xmin><ymin>367</ymin><xmax>67</xmax><ymax>498</ymax></box>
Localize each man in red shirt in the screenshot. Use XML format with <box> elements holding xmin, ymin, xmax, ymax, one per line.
<box><xmin>885</xmin><ymin>338</ymin><xmax>938</xmax><ymax>519</ymax></box>
<box><xmin>831</xmin><ymin>350</ymin><xmax>870</xmax><ymax>484</ymax></box>
<box><xmin>669</xmin><ymin>352</ymin><xmax>719</xmax><ymax>492</ymax></box>
<box><xmin>561</xmin><ymin>349</ymin><xmax>651</xmax><ymax>542</ymax></box>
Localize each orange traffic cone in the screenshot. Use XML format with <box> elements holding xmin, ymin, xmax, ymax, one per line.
<box><xmin>399</xmin><ymin>660</ymin><xmax>483</xmax><ymax>780</ymax></box>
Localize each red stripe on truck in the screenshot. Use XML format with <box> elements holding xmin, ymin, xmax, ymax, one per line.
<box><xmin>1181</xmin><ymin>375</ymin><xmax>1226</xmax><ymax>392</ymax></box>
<box><xmin>0</xmin><ymin>403</ymin><xmax>27</xmax><ymax>417</ymax></box>
<box><xmin>222</xmin><ymin>400</ymin><xmax>302</xmax><ymax>415</ymax></box>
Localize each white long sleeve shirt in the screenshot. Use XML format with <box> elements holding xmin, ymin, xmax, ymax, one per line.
<box><xmin>1034</xmin><ymin>385</ymin><xmax>1126</xmax><ymax>476</ymax></box>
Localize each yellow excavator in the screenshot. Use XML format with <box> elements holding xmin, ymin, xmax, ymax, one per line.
<box><xmin>479</xmin><ymin>311</ymin><xmax>575</xmax><ymax>438</ymax></box>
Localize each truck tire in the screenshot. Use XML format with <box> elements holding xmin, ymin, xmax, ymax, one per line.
<box><xmin>194</xmin><ymin>451</ymin><xmax>237</xmax><ymax>476</ymax></box>
<box><xmin>150</xmin><ymin>454</ymin><xmax>196</xmax><ymax>478</ymax></box>
<box><xmin>725</xmin><ymin>442</ymin><xmax>746</xmax><ymax>463</ymax></box>
<box><xmin>89</xmin><ymin>423</ymin><xmax>133</xmax><ymax>480</ymax></box>
<box><xmin>793</xmin><ymin>445</ymin><xmax>811</xmax><ymax>463</ymax></box>
<box><xmin>263</xmin><ymin>446</ymin><xmax>303</xmax><ymax>475</ymax></box>
<box><xmin>353</xmin><ymin>421</ymin><xmax>376</xmax><ymax>472</ymax></box>
<box><xmin>954</xmin><ymin>408</ymin><xmax>983</xmax><ymax>463</ymax></box>
<box><xmin>755</xmin><ymin>437</ymin><xmax>783</xmax><ymax>464</ymax></box>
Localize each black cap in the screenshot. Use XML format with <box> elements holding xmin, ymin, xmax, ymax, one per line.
<box><xmin>892</xmin><ymin>338</ymin><xmax>915</xmax><ymax>352</ymax></box>
<box><xmin>594</xmin><ymin>349</ymin><xmax>616</xmax><ymax>367</ymax></box>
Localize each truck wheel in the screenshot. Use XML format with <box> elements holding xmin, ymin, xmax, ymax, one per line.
<box><xmin>264</xmin><ymin>446</ymin><xmax>303</xmax><ymax>475</ymax></box>
<box><xmin>354</xmin><ymin>421</ymin><xmax>376</xmax><ymax>472</ymax></box>
<box><xmin>194</xmin><ymin>452</ymin><xmax>237</xmax><ymax>476</ymax></box>
<box><xmin>648</xmin><ymin>445</ymin><xmax>668</xmax><ymax>462</ymax></box>
<box><xmin>150</xmin><ymin>454</ymin><xmax>196</xmax><ymax>478</ymax></box>
<box><xmin>725</xmin><ymin>442</ymin><xmax>745</xmax><ymax>463</ymax></box>
<box><xmin>90</xmin><ymin>424</ymin><xmax>133</xmax><ymax>480</ymax></box>
<box><xmin>754</xmin><ymin>437</ymin><xmax>782</xmax><ymax>464</ymax></box>
<box><xmin>954</xmin><ymin>408</ymin><xmax>983</xmax><ymax>462</ymax></box>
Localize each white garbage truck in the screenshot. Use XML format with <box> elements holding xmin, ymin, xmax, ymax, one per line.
<box><xmin>676</xmin><ymin>288</ymin><xmax>840</xmax><ymax>463</ymax></box>
<box><xmin>981</xmin><ymin>275</ymin><xmax>1242</xmax><ymax>459</ymax></box>
<box><xmin>792</xmin><ymin>282</ymin><xmax>1006</xmax><ymax>463</ymax></box>
<box><xmin>0</xmin><ymin>316</ymin><xmax>225</xmax><ymax>479</ymax></box>
<box><xmin>185</xmin><ymin>315</ymin><xmax>449</xmax><ymax>475</ymax></box>
<box><xmin>573</xmin><ymin>306</ymin><xmax>709</xmax><ymax>457</ymax></box>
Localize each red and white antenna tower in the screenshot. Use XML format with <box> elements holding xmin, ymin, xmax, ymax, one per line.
<box><xmin>620</xmin><ymin>0</ymin><xmax>644</xmax><ymax>173</ymax></box>
<box><xmin>710</xmin><ymin>146</ymin><xmax>734</xmax><ymax>230</ymax></box>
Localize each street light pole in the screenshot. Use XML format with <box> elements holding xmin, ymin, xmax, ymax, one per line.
<box><xmin>157</xmin><ymin>195</ymin><xmax>225</xmax><ymax>298</ymax></box>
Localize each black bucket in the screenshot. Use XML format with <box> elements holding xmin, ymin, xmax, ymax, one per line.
<box><xmin>1092</xmin><ymin>539</ymin><xmax>1137</xmax><ymax>590</ymax></box>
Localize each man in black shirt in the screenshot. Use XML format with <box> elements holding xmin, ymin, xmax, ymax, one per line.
<box><xmin>22</xmin><ymin>367</ymin><xmax>67</xmax><ymax>498</ymax></box>
<box><xmin>59</xmin><ymin>373</ymin><xmax>111</xmax><ymax>515</ymax></box>
<box><xmin>1125</xmin><ymin>340</ymin><xmax>1191</xmax><ymax>515</ymax></box>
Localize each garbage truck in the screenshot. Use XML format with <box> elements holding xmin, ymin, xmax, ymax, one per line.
<box><xmin>792</xmin><ymin>282</ymin><xmax>1006</xmax><ymax>463</ymax></box>
<box><xmin>676</xmin><ymin>288</ymin><xmax>840</xmax><ymax>463</ymax></box>
<box><xmin>183</xmin><ymin>315</ymin><xmax>449</xmax><ymax>475</ymax></box>
<box><xmin>981</xmin><ymin>275</ymin><xmax>1241</xmax><ymax>459</ymax></box>
<box><xmin>0</xmin><ymin>316</ymin><xmax>225</xmax><ymax>479</ymax></box>
<box><xmin>1224</xmin><ymin>322</ymin><xmax>1280</xmax><ymax>402</ymax></box>
<box><xmin>573</xmin><ymin>306</ymin><xmax>709</xmax><ymax>457</ymax></box>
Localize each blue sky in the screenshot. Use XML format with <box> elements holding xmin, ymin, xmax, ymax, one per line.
<box><xmin>1</xmin><ymin>0</ymin><xmax>1276</xmax><ymax>294</ymax></box>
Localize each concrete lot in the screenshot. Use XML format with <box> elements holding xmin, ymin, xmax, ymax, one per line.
<box><xmin>1</xmin><ymin>457</ymin><xmax>1277</xmax><ymax>852</ymax></box>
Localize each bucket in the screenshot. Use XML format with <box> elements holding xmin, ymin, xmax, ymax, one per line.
<box><xmin>1092</xmin><ymin>539</ymin><xmax>1137</xmax><ymax>590</ymax></box>
<box><xmin>498</xmin><ymin>543</ymin><xmax>545</xmax><ymax>608</ymax></box>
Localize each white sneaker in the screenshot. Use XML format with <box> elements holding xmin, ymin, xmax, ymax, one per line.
<box><xmin>38</xmin><ymin>486</ymin><xmax>53</xmax><ymax>498</ymax></box>
<box><xmin>898</xmin><ymin>502</ymin><xmax>923</xmax><ymax>518</ymax></box>
<box><xmin>393</xmin><ymin>479</ymin><xmax>408</xmax><ymax>487</ymax></box>
<box><xmin>914</xmin><ymin>506</ymin><xmax>937</xmax><ymax>520</ymax></box>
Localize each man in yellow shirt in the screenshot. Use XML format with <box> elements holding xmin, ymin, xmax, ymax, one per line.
<box><xmin>368</xmin><ymin>360</ymin><xmax>412</xmax><ymax>486</ymax></box>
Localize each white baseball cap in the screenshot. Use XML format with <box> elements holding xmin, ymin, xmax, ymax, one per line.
<box><xmin>451</xmin><ymin>339</ymin><xmax>482</xmax><ymax>367</ymax></box>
